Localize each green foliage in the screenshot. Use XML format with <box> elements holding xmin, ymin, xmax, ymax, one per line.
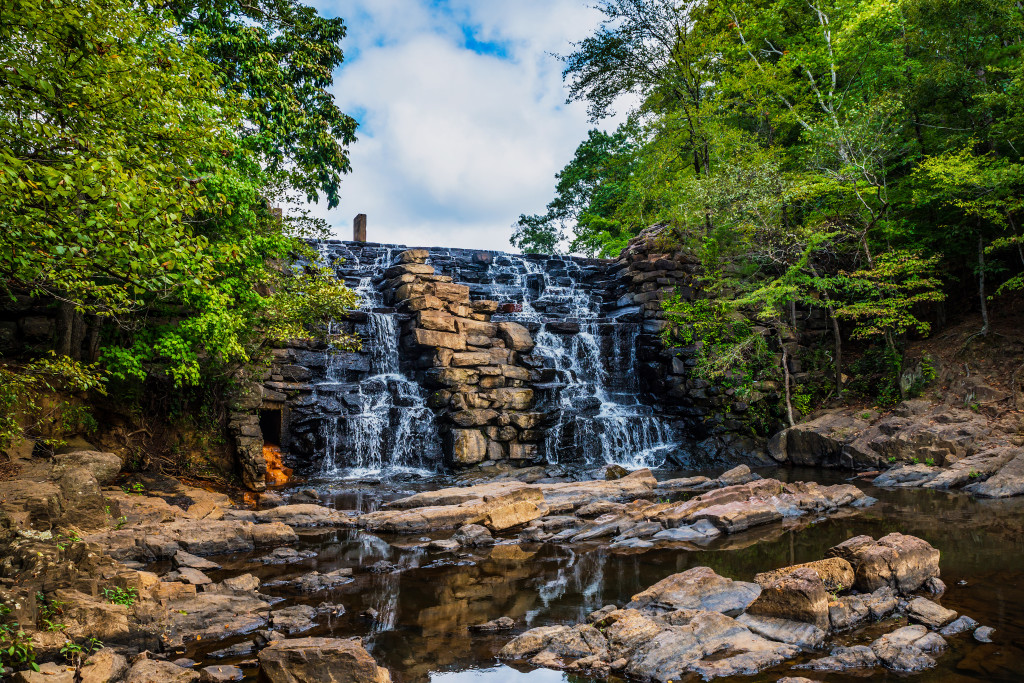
<box><xmin>0</xmin><ymin>603</ymin><xmax>38</xmax><ymax>672</ymax></box>
<box><xmin>1</xmin><ymin>0</ymin><xmax>361</xmax><ymax>392</ymax></box>
<box><xmin>60</xmin><ymin>636</ymin><xmax>102</xmax><ymax>669</ymax></box>
<box><xmin>526</xmin><ymin>0</ymin><xmax>1024</xmax><ymax>409</ymax></box>
<box><xmin>0</xmin><ymin>356</ymin><xmax>106</xmax><ymax>451</ymax></box>
<box><xmin>101</xmin><ymin>587</ymin><xmax>137</xmax><ymax>607</ymax></box>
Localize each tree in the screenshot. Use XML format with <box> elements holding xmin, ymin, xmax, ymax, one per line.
<box><xmin>1</xmin><ymin>0</ymin><xmax>359</xmax><ymax>387</ymax></box>
<box><xmin>171</xmin><ymin>0</ymin><xmax>358</xmax><ymax>208</ymax></box>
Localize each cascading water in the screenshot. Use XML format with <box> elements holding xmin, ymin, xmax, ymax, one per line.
<box><xmin>309</xmin><ymin>245</ymin><xmax>441</xmax><ymax>478</ymax></box>
<box><xmin>484</xmin><ymin>254</ymin><xmax>677</xmax><ymax>468</ymax></box>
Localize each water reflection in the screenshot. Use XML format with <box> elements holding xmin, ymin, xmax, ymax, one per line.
<box><xmin>193</xmin><ymin>468</ymin><xmax>1024</xmax><ymax>683</ymax></box>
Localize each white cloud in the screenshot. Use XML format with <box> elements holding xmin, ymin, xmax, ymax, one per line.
<box><xmin>295</xmin><ymin>0</ymin><xmax>610</xmax><ymax>252</ymax></box>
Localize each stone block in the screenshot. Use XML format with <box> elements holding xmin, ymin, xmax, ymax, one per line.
<box><xmin>457</xmin><ymin>318</ymin><xmax>498</xmax><ymax>337</ymax></box>
<box><xmin>425</xmin><ymin>367</ymin><xmax>479</xmax><ymax>387</ymax></box>
<box><xmin>501</xmin><ymin>365</ymin><xmax>530</xmax><ymax>380</ymax></box>
<box><xmin>497</xmin><ymin>322</ymin><xmax>535</xmax><ymax>352</ymax></box>
<box><xmin>432</xmin><ymin>282</ymin><xmax>471</xmax><ymax>302</ymax></box>
<box><xmin>397</xmin><ymin>248</ymin><xmax>429</xmax><ymax>263</ymax></box>
<box><xmin>746</xmin><ymin>567</ymin><xmax>830</xmax><ymax>630</ymax></box>
<box><xmin>413</xmin><ymin>328</ymin><xmax>466</xmax><ymax>350</ymax></box>
<box><xmin>384</xmin><ymin>263</ymin><xmax>434</xmax><ymax>279</ymax></box>
<box><xmin>451</xmin><ymin>409</ymin><xmax>499</xmax><ymax>427</ymax></box>
<box><xmin>417</xmin><ymin>310</ymin><xmax>457</xmax><ymax>332</ymax></box>
<box><xmin>509</xmin><ymin>443</ymin><xmax>538</xmax><ymax>460</ymax></box>
<box><xmin>452</xmin><ymin>429</ymin><xmax>488</xmax><ymax>464</ymax></box>
<box><xmin>451</xmin><ymin>351</ymin><xmax>494</xmax><ymax>366</ymax></box>
<box><xmin>405</xmin><ymin>295</ymin><xmax>446</xmax><ymax>311</ymax></box>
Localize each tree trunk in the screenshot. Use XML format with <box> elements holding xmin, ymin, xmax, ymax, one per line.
<box><xmin>780</xmin><ymin>330</ymin><xmax>795</xmax><ymax>427</ymax></box>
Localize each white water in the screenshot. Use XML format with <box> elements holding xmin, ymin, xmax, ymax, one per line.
<box><xmin>312</xmin><ymin>245</ymin><xmax>440</xmax><ymax>479</ymax></box>
<box><xmin>486</xmin><ymin>254</ymin><xmax>677</xmax><ymax>468</ymax></box>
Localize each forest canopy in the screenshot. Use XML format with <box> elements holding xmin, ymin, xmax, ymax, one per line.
<box><xmin>514</xmin><ymin>0</ymin><xmax>1024</xmax><ymax>405</ymax></box>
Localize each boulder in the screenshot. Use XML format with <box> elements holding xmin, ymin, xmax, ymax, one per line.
<box><xmin>755</xmin><ymin>558</ymin><xmax>854</xmax><ymax>593</ymax></box>
<box><xmin>736</xmin><ymin>613</ymin><xmax>826</xmax><ymax>648</ymax></box>
<box><xmin>451</xmin><ymin>429</ymin><xmax>488</xmax><ymax>465</ymax></box>
<box><xmin>939</xmin><ymin>614</ymin><xmax>979</xmax><ymax>636</ymax></box>
<box><xmin>52</xmin><ymin>451</ymin><xmax>122</xmax><ymax>485</ymax></box>
<box><xmin>716</xmin><ymin>464</ymin><xmax>759</xmax><ymax>486</ymax></box>
<box><xmin>626</xmin><ymin>566</ymin><xmax>760</xmax><ymax>615</ymax></box>
<box><xmin>413</xmin><ymin>328</ymin><xmax>466</xmax><ymax>351</ymax></box>
<box><xmin>826</xmin><ymin>533</ymin><xmax>940</xmax><ymax>593</ymax></box>
<box><xmin>873</xmin><ymin>463</ymin><xmax>941</xmax><ymax>488</ymax></box>
<box><xmin>869</xmin><ymin>625</ymin><xmax>939</xmax><ymax>672</ymax></box>
<box><xmin>745</xmin><ymin>567</ymin><xmax>830</xmax><ymax>630</ymax></box>
<box><xmin>257</xmin><ymin>637</ymin><xmax>391</xmax><ymax>683</ymax></box>
<box><xmin>771</xmin><ymin>412</ymin><xmax>870</xmax><ymax>466</ymax></box>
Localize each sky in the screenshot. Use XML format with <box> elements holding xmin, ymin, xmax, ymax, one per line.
<box><xmin>301</xmin><ymin>0</ymin><xmax>611</xmax><ymax>252</ymax></box>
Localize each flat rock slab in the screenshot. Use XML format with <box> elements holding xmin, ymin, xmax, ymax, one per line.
<box><xmin>626</xmin><ymin>566</ymin><xmax>760</xmax><ymax>615</ymax></box>
<box><xmin>907</xmin><ymin>597</ymin><xmax>957</xmax><ymax>628</ymax></box>
<box><xmin>257</xmin><ymin>637</ymin><xmax>392</xmax><ymax>683</ymax></box>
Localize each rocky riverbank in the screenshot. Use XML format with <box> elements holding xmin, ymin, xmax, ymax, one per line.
<box><xmin>498</xmin><ymin>533</ymin><xmax>992</xmax><ymax>680</ymax></box>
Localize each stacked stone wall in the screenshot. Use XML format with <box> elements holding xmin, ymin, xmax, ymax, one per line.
<box><xmin>382</xmin><ymin>249</ymin><xmax>546</xmax><ymax>465</ymax></box>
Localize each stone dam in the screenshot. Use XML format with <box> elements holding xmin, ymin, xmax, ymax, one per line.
<box><xmin>230</xmin><ymin>231</ymin><xmax>798</xmax><ymax>487</ymax></box>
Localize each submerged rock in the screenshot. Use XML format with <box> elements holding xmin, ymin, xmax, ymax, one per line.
<box><xmin>906</xmin><ymin>596</ymin><xmax>957</xmax><ymax>628</ymax></box>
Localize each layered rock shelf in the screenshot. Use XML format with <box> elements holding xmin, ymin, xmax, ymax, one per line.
<box><xmin>357</xmin><ymin>465</ymin><xmax>876</xmax><ymax>545</ymax></box>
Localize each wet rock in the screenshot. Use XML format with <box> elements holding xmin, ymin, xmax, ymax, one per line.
<box><xmin>870</xmin><ymin>625</ymin><xmax>939</xmax><ymax>672</ymax></box>
<box><xmin>873</xmin><ymin>463</ymin><xmax>942</xmax><ymax>487</ymax></box>
<box><xmin>651</xmin><ymin>519</ymin><xmax>720</xmax><ymax>542</ymax></box>
<box><xmin>735</xmin><ymin>613</ymin><xmax>826</xmax><ymax>648</ymax></box>
<box><xmin>591</xmin><ymin>464</ymin><xmax>629</xmax><ymax>480</ymax></box>
<box><xmin>259</xmin><ymin>547</ymin><xmax>317</xmax><ymax>564</ymax></box>
<box><xmin>199</xmin><ymin>665</ymin><xmax>244</xmax><ymax>682</ymax></box>
<box><xmin>161</xmin><ymin>591</ymin><xmax>271</xmax><ymax>647</ymax></box>
<box><xmin>496</xmin><ymin>322</ymin><xmax>535</xmax><ymax>352</ymax></box>
<box><xmin>777</xmin><ymin>678</ymin><xmax>817</xmax><ymax>683</ymax></box>
<box><xmin>746</xmin><ymin>567</ymin><xmax>830</xmax><ymax>629</ymax></box>
<box><xmin>173</xmin><ymin>550</ymin><xmax>221</xmax><ymax>571</ymax></box>
<box><xmin>923</xmin><ymin>448</ymin><xmax>1017</xmax><ymax>489</ymax></box>
<box><xmin>690</xmin><ymin>499</ymin><xmax>783</xmax><ymax>533</ymax></box>
<box><xmin>257</xmin><ymin>637</ymin><xmax>391</xmax><ymax>683</ymax></box>
<box><xmin>294</xmin><ymin>568</ymin><xmax>355</xmax><ymax>592</ymax></box>
<box><xmin>272</xmin><ymin>605</ymin><xmax>318</xmax><ymax>634</ymax></box>
<box><xmin>576</xmin><ymin>500</ymin><xmax>627</xmax><ymax>518</ymax></box>
<box><xmin>427</xmin><ymin>538</ymin><xmax>460</xmax><ymax>551</ymax></box>
<box><xmin>974</xmin><ymin>625</ymin><xmax>995</xmax><ymax>642</ymax></box>
<box><xmin>827</xmin><ymin>594</ymin><xmax>870</xmax><ymax>631</ymax></box>
<box><xmin>826</xmin><ymin>533</ymin><xmax>940</xmax><ymax>593</ymax></box>
<box><xmin>966</xmin><ymin>451</ymin><xmax>1024</xmax><ymax>498</ymax></box>
<box><xmin>481</xmin><ymin>497</ymin><xmax>548</xmax><ymax>531</ymax></box>
<box><xmin>796</xmin><ymin>644</ymin><xmax>878</xmax><ymax>671</ymax></box>
<box><xmin>906</xmin><ymin>596</ymin><xmax>957</xmax><ymax>628</ymax></box>
<box><xmin>52</xmin><ymin>450</ymin><xmax>122</xmax><ymax>485</ymax></box>
<box><xmin>498</xmin><ymin>625</ymin><xmax>571</xmax><ymax>659</ymax></box>
<box><xmin>469</xmin><ymin>616</ymin><xmax>515</xmax><ymax>632</ymax></box>
<box><xmin>291</xmin><ymin>489</ymin><xmax>320</xmax><ymax>504</ymax></box>
<box><xmin>939</xmin><ymin>614</ymin><xmax>979</xmax><ymax>636</ymax></box>
<box><xmin>715</xmin><ymin>464</ymin><xmax>759</xmax><ymax>486</ymax></box>
<box><xmin>861</xmin><ymin>585</ymin><xmax>899</xmax><ymax>619</ymax></box>
<box><xmin>924</xmin><ymin>576</ymin><xmax>946</xmax><ymax>595</ymax></box>
<box><xmin>626</xmin><ymin>610</ymin><xmax>799</xmax><ymax>681</ymax></box>
<box><xmin>177</xmin><ymin>566</ymin><xmax>213</xmax><ymax>585</ymax></box>
<box><xmin>126</xmin><ymin>659</ymin><xmax>200</xmax><ymax>683</ymax></box>
<box><xmin>626</xmin><ymin>566</ymin><xmax>761</xmax><ymax>616</ymax></box>
<box><xmin>254</xmin><ymin>504</ymin><xmax>351</xmax><ymax>526</ymax></box>
<box><xmin>654</xmin><ymin>476</ymin><xmax>714</xmax><ymax>493</ymax></box>
<box><xmin>209</xmin><ymin>642</ymin><xmax>256</xmax><ymax>658</ymax></box>
<box><xmin>754</xmin><ymin>557</ymin><xmax>855</xmax><ymax>593</ymax></box>
<box><xmin>453</xmin><ymin>523</ymin><xmax>494</xmax><ymax>547</ymax></box>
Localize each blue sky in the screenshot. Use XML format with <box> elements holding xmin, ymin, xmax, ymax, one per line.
<box><xmin>299</xmin><ymin>0</ymin><xmax>611</xmax><ymax>252</ymax></box>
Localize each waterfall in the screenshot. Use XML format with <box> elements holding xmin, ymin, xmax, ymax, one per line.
<box><xmin>309</xmin><ymin>244</ymin><xmax>441</xmax><ymax>478</ymax></box>
<box><xmin>485</xmin><ymin>254</ymin><xmax>678</xmax><ymax>468</ymax></box>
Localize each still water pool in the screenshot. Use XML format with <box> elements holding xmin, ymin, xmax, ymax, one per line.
<box><xmin>189</xmin><ymin>467</ymin><xmax>1024</xmax><ymax>682</ymax></box>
